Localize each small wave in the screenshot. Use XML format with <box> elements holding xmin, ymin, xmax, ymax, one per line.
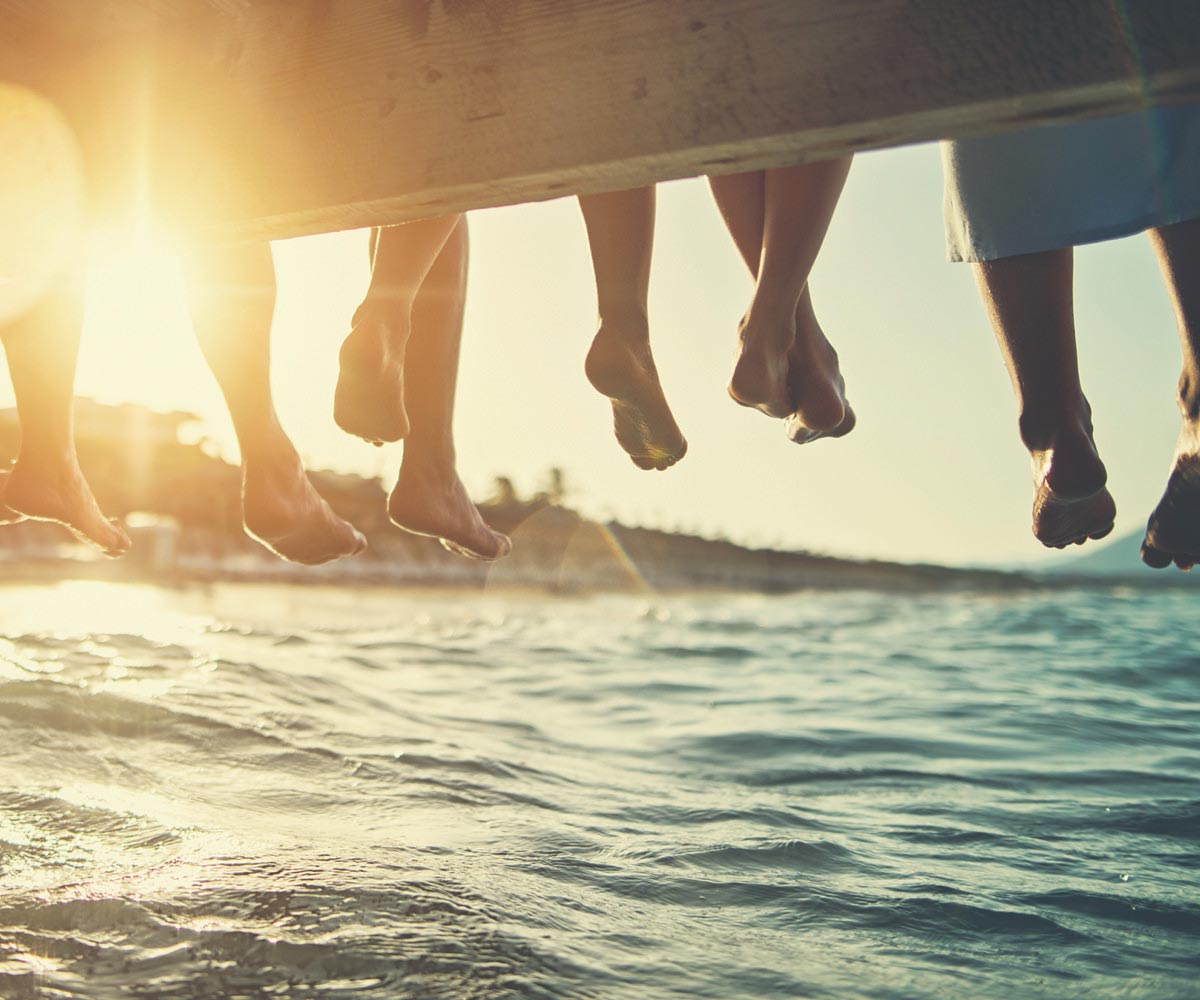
<box><xmin>0</xmin><ymin>792</ymin><xmax>180</xmax><ymax>894</ymax></box>
<box><xmin>364</xmin><ymin>750</ymin><xmax>555</xmax><ymax>784</ymax></box>
<box><xmin>736</xmin><ymin>766</ymin><xmax>1011</xmax><ymax>790</ymax></box>
<box><xmin>529</xmin><ymin>860</ymin><xmax>808</xmax><ymax>911</ymax></box>
<box><xmin>1053</xmin><ymin>799</ymin><xmax>1200</xmax><ymax>838</ymax></box>
<box><xmin>611</xmin><ymin>804</ymin><xmax>830</xmax><ymax>832</ymax></box>
<box><xmin>1011</xmin><ymin>889</ymin><xmax>1200</xmax><ymax>934</ymax></box>
<box><xmin>846</xmin><ymin>895</ymin><xmax>1094</xmax><ymax>945</ymax></box>
<box><xmin>887</xmin><ymin>824</ymin><xmax>1005</xmax><ymax>846</ymax></box>
<box><xmin>15</xmin><ymin>884</ymin><xmax>590</xmax><ymax>1000</ymax></box>
<box><xmin>650</xmin><ymin>839</ymin><xmax>859</xmax><ymax>874</ymax></box>
<box><xmin>0</xmin><ymin>681</ymin><xmax>355</xmax><ymax>774</ymax></box>
<box><xmin>675</xmin><ymin>729</ymin><xmax>1002</xmax><ymax>765</ymax></box>
<box><xmin>646</xmin><ymin>644</ymin><xmax>758</xmax><ymax>662</ymax></box>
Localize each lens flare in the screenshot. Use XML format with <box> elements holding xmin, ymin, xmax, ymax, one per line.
<box><xmin>0</xmin><ymin>83</ymin><xmax>85</xmax><ymax>326</ymax></box>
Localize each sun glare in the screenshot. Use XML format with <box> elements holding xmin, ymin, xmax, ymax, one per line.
<box><xmin>87</xmin><ymin>226</ymin><xmax>187</xmax><ymax>319</ymax></box>
<box><xmin>0</xmin><ymin>83</ymin><xmax>84</xmax><ymax>327</ymax></box>
<box><xmin>78</xmin><ymin>228</ymin><xmax>206</xmax><ymax>414</ymax></box>
<box><xmin>0</xmin><ymin>580</ymin><xmax>202</xmax><ymax>639</ymax></box>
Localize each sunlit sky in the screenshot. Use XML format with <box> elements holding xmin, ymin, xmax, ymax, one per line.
<box><xmin>0</xmin><ymin>143</ymin><xmax>1185</xmax><ymax>568</ymax></box>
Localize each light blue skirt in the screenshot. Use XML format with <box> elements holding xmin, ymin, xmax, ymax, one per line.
<box><xmin>942</xmin><ymin>104</ymin><xmax>1200</xmax><ymax>262</ymax></box>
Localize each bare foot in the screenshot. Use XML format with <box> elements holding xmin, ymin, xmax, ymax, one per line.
<box><xmin>334</xmin><ymin>305</ymin><xmax>410</xmax><ymax>446</ymax></box>
<box><xmin>786</xmin><ymin>402</ymin><xmax>856</xmax><ymax>445</ymax></box>
<box><xmin>3</xmin><ymin>456</ymin><xmax>130</xmax><ymax>556</ymax></box>
<box><xmin>728</xmin><ymin>307</ymin><xmax>794</xmax><ymax>419</ymax></box>
<box><xmin>1141</xmin><ymin>425</ymin><xmax>1200</xmax><ymax>570</ymax></box>
<box><xmin>782</xmin><ymin>313</ymin><xmax>854</xmax><ymax>445</ymax></box>
<box><xmin>389</xmin><ymin>457</ymin><xmax>511</xmax><ymax>561</ymax></box>
<box><xmin>1027</xmin><ymin>421</ymin><xmax>1115</xmax><ymax>549</ymax></box>
<box><xmin>0</xmin><ymin>468</ymin><xmax>27</xmax><ymax>525</ymax></box>
<box><xmin>585</xmin><ymin>320</ymin><xmax>687</xmax><ymax>471</ymax></box>
<box><xmin>242</xmin><ymin>448</ymin><xmax>367</xmax><ymax>565</ymax></box>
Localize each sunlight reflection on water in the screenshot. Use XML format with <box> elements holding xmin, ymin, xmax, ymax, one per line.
<box><xmin>0</xmin><ymin>581</ymin><xmax>1197</xmax><ymax>999</ymax></box>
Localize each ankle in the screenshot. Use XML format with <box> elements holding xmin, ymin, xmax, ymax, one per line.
<box><xmin>1017</xmin><ymin>399</ymin><xmax>1091</xmax><ymax>454</ymax></box>
<box><xmin>738</xmin><ymin>303</ymin><xmax>795</xmax><ymax>352</ymax></box>
<box><xmin>350</xmin><ymin>300</ymin><xmax>412</xmax><ymax>349</ymax></box>
<box><xmin>401</xmin><ymin>443</ymin><xmax>456</xmax><ymax>478</ymax></box>
<box><xmin>595</xmin><ymin>300</ymin><xmax>649</xmax><ymax>335</ymax></box>
<box><xmin>240</xmin><ymin>430</ymin><xmax>299</xmax><ymax>475</ymax></box>
<box><xmin>12</xmin><ymin>444</ymin><xmax>77</xmax><ymax>478</ymax></box>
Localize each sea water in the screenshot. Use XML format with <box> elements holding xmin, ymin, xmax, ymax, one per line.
<box><xmin>0</xmin><ymin>581</ymin><xmax>1197</xmax><ymax>999</ymax></box>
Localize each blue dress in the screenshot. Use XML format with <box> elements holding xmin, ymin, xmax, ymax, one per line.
<box><xmin>942</xmin><ymin>104</ymin><xmax>1200</xmax><ymax>262</ymax></box>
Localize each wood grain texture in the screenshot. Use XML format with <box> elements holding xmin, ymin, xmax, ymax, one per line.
<box><xmin>0</xmin><ymin>0</ymin><xmax>256</xmax><ymax>45</ymax></box>
<box><xmin>4</xmin><ymin>0</ymin><xmax>1200</xmax><ymax>242</ymax></box>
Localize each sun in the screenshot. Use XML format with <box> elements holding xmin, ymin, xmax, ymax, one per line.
<box><xmin>72</xmin><ymin>228</ymin><xmax>379</xmax><ymax>478</ymax></box>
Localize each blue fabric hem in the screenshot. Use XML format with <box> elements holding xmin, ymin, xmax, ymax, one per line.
<box><xmin>947</xmin><ymin>204</ymin><xmax>1200</xmax><ymax>263</ymax></box>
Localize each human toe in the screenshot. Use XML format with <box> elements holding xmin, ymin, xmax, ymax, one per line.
<box><xmin>1140</xmin><ymin>539</ymin><xmax>1173</xmax><ymax>569</ymax></box>
<box><xmin>101</xmin><ymin>519</ymin><xmax>133</xmax><ymax>557</ymax></box>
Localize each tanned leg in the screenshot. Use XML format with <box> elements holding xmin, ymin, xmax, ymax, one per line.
<box><xmin>974</xmin><ymin>248</ymin><xmax>1115</xmax><ymax>548</ymax></box>
<box><xmin>387</xmin><ymin>218</ymin><xmax>511</xmax><ymax>560</ymax></box>
<box><xmin>0</xmin><ymin>273</ymin><xmax>130</xmax><ymax>555</ymax></box>
<box><xmin>577</xmin><ymin>187</ymin><xmax>686</xmax><ymax>471</ymax></box>
<box><xmin>186</xmin><ymin>242</ymin><xmax>366</xmax><ymax>565</ymax></box>
<box><xmin>709</xmin><ymin>164</ymin><xmax>855</xmax><ymax>440</ymax></box>
<box><xmin>1142</xmin><ymin>219</ymin><xmax>1200</xmax><ymax>570</ymax></box>
<box><xmin>335</xmin><ymin>215</ymin><xmax>462</xmax><ymax>445</ymax></box>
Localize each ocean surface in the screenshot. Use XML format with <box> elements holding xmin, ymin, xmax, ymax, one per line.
<box><xmin>0</xmin><ymin>580</ymin><xmax>1197</xmax><ymax>999</ymax></box>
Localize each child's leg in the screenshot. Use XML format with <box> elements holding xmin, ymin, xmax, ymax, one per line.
<box><xmin>1142</xmin><ymin>219</ymin><xmax>1200</xmax><ymax>569</ymax></box>
<box><xmin>335</xmin><ymin>215</ymin><xmax>462</xmax><ymax>445</ymax></box>
<box><xmin>709</xmin><ymin>163</ymin><xmax>854</xmax><ymax>439</ymax></box>
<box><xmin>186</xmin><ymin>242</ymin><xmax>366</xmax><ymax>565</ymax></box>
<box><xmin>0</xmin><ymin>273</ymin><xmax>131</xmax><ymax>555</ymax></box>
<box><xmin>388</xmin><ymin>217</ymin><xmax>511</xmax><ymax>560</ymax></box>
<box><xmin>973</xmin><ymin>248</ymin><xmax>1115</xmax><ymax>548</ymax></box>
<box><xmin>577</xmin><ymin>187</ymin><xmax>686</xmax><ymax>471</ymax></box>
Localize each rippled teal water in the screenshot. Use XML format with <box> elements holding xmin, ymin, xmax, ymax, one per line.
<box><xmin>0</xmin><ymin>581</ymin><xmax>1197</xmax><ymax>999</ymax></box>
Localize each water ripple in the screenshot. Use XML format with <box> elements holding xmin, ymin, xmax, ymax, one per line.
<box><xmin>0</xmin><ymin>583</ymin><xmax>1197</xmax><ymax>998</ymax></box>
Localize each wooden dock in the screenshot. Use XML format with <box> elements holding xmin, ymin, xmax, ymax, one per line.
<box><xmin>3</xmin><ymin>0</ymin><xmax>1200</xmax><ymax>242</ymax></box>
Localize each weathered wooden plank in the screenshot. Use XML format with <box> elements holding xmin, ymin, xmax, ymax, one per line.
<box><xmin>0</xmin><ymin>0</ymin><xmax>256</xmax><ymax>46</ymax></box>
<box><xmin>5</xmin><ymin>0</ymin><xmax>1200</xmax><ymax>243</ymax></box>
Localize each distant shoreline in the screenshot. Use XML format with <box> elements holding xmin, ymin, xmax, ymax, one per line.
<box><xmin>0</xmin><ymin>549</ymin><xmax>1189</xmax><ymax>596</ymax></box>
<box><xmin>5</xmin><ymin>400</ymin><xmax>1188</xmax><ymax>595</ymax></box>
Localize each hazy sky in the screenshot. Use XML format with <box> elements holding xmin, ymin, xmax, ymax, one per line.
<box><xmin>1</xmin><ymin>143</ymin><xmax>1186</xmax><ymax>568</ymax></box>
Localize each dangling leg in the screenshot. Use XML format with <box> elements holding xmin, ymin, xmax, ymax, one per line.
<box><xmin>0</xmin><ymin>272</ymin><xmax>131</xmax><ymax>555</ymax></box>
<box><xmin>335</xmin><ymin>215</ymin><xmax>462</xmax><ymax>445</ymax></box>
<box><xmin>709</xmin><ymin>162</ymin><xmax>855</xmax><ymax>440</ymax></box>
<box><xmin>577</xmin><ymin>187</ymin><xmax>687</xmax><ymax>471</ymax></box>
<box><xmin>387</xmin><ymin>218</ymin><xmax>511</xmax><ymax>560</ymax></box>
<box><xmin>186</xmin><ymin>242</ymin><xmax>366</xmax><ymax>564</ymax></box>
<box><xmin>782</xmin><ymin>289</ymin><xmax>856</xmax><ymax>444</ymax></box>
<box><xmin>974</xmin><ymin>248</ymin><xmax>1115</xmax><ymax>548</ymax></box>
<box><xmin>1142</xmin><ymin>219</ymin><xmax>1200</xmax><ymax>569</ymax></box>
